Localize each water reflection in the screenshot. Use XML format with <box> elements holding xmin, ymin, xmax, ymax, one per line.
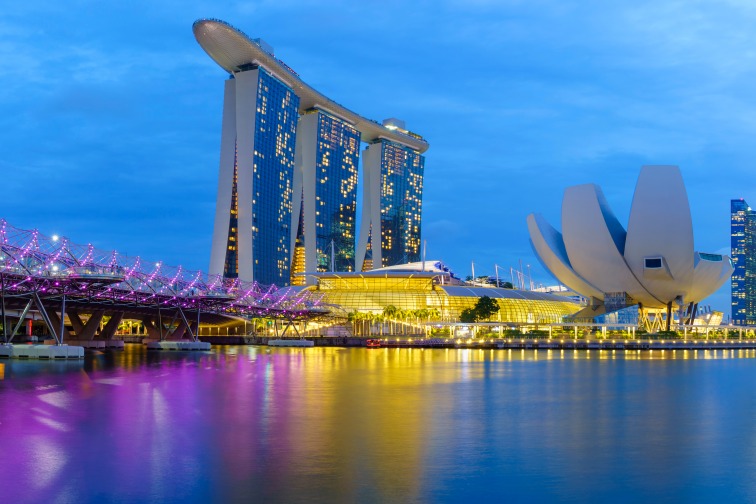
<box><xmin>1</xmin><ymin>346</ymin><xmax>756</xmax><ymax>503</ymax></box>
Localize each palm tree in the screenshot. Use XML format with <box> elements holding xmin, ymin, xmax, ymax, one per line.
<box><xmin>359</xmin><ymin>312</ymin><xmax>368</xmax><ymax>336</ymax></box>
<box><xmin>415</xmin><ymin>309</ymin><xmax>429</xmax><ymax>336</ymax></box>
<box><xmin>364</xmin><ymin>312</ymin><xmax>375</xmax><ymax>336</ymax></box>
<box><xmin>415</xmin><ymin>308</ymin><xmax>428</xmax><ymax>336</ymax></box>
<box><xmin>369</xmin><ymin>312</ymin><xmax>384</xmax><ymax>336</ymax></box>
<box><xmin>383</xmin><ymin>305</ymin><xmax>398</xmax><ymax>335</ymax></box>
<box><xmin>361</xmin><ymin>312</ymin><xmax>373</xmax><ymax>336</ymax></box>
<box><xmin>347</xmin><ymin>310</ymin><xmax>360</xmax><ymax>336</ymax></box>
<box><xmin>398</xmin><ymin>309</ymin><xmax>410</xmax><ymax>335</ymax></box>
<box><xmin>375</xmin><ymin>313</ymin><xmax>385</xmax><ymax>336</ymax></box>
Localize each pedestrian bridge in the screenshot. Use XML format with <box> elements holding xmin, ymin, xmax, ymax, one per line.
<box><xmin>0</xmin><ymin>220</ymin><xmax>328</xmax><ymax>346</ymax></box>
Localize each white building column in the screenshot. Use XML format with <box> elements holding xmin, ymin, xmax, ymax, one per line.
<box><xmin>209</xmin><ymin>78</ymin><xmax>238</xmax><ymax>278</ymax></box>
<box><xmin>292</xmin><ymin>113</ymin><xmax>319</xmax><ymax>283</ymax></box>
<box><xmin>233</xmin><ymin>70</ymin><xmax>260</xmax><ymax>283</ymax></box>
<box><xmin>356</xmin><ymin>142</ymin><xmax>383</xmax><ymax>271</ymax></box>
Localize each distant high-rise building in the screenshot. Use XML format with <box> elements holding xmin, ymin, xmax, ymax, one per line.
<box><xmin>194</xmin><ymin>19</ymin><xmax>428</xmax><ymax>285</ymax></box>
<box><xmin>356</xmin><ymin>135</ymin><xmax>425</xmax><ymax>270</ymax></box>
<box><xmin>292</xmin><ymin>109</ymin><xmax>360</xmax><ymax>276</ymax></box>
<box><xmin>731</xmin><ymin>198</ymin><xmax>756</xmax><ymax>325</ymax></box>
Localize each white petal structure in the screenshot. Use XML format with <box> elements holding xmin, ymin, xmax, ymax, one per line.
<box><xmin>560</xmin><ymin>184</ymin><xmax>653</xmax><ymax>304</ymax></box>
<box><xmin>527</xmin><ymin>166</ymin><xmax>733</xmax><ymax>310</ymax></box>
<box><xmin>527</xmin><ymin>213</ymin><xmax>604</xmax><ymax>300</ymax></box>
<box><xmin>624</xmin><ymin>166</ymin><xmax>694</xmax><ymax>305</ymax></box>
<box><xmin>688</xmin><ymin>252</ymin><xmax>733</xmax><ymax>302</ymax></box>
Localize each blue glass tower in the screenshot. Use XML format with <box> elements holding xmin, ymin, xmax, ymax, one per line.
<box><xmin>380</xmin><ymin>141</ymin><xmax>424</xmax><ymax>266</ymax></box>
<box><xmin>357</xmin><ymin>138</ymin><xmax>425</xmax><ymax>269</ymax></box>
<box><xmin>731</xmin><ymin>199</ymin><xmax>756</xmax><ymax>325</ymax></box>
<box><xmin>251</xmin><ymin>70</ymin><xmax>299</xmax><ymax>285</ymax></box>
<box><xmin>291</xmin><ymin>109</ymin><xmax>360</xmax><ymax>276</ymax></box>
<box><xmin>210</xmin><ymin>66</ymin><xmax>299</xmax><ymax>286</ymax></box>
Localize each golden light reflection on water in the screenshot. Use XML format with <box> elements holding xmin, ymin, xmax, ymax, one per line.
<box><xmin>211</xmin><ymin>345</ymin><xmax>756</xmax><ymax>501</ymax></box>
<box><xmin>3</xmin><ymin>345</ymin><xmax>756</xmax><ymax>502</ymax></box>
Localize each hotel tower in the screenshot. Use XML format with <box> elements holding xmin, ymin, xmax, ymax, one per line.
<box><xmin>193</xmin><ymin>19</ymin><xmax>429</xmax><ymax>285</ymax></box>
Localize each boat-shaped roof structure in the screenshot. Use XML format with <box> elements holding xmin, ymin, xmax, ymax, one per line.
<box><xmin>193</xmin><ymin>19</ymin><xmax>429</xmax><ymax>153</ymax></box>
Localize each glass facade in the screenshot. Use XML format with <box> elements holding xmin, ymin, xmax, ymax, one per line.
<box><xmin>223</xmin><ymin>144</ymin><xmax>240</xmax><ymax>278</ymax></box>
<box><xmin>290</xmin><ymin>191</ymin><xmax>306</xmax><ymax>286</ymax></box>
<box><xmin>222</xmin><ymin>68</ymin><xmax>300</xmax><ymax>286</ymax></box>
<box><xmin>253</xmin><ymin>70</ymin><xmax>299</xmax><ymax>286</ymax></box>
<box><xmin>594</xmin><ymin>305</ymin><xmax>639</xmax><ymax>326</ymax></box>
<box><xmin>309</xmin><ymin>275</ymin><xmax>579</xmax><ymax>323</ymax></box>
<box><xmin>377</xmin><ymin>140</ymin><xmax>425</xmax><ymax>267</ymax></box>
<box><xmin>312</xmin><ymin>111</ymin><xmax>360</xmax><ymax>272</ymax></box>
<box><xmin>731</xmin><ymin>199</ymin><xmax>756</xmax><ymax>325</ymax></box>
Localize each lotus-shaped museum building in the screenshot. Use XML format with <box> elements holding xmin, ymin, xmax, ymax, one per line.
<box><xmin>527</xmin><ymin>166</ymin><xmax>732</xmax><ymax>318</ymax></box>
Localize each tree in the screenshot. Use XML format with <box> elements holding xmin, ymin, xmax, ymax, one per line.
<box><xmin>383</xmin><ymin>305</ymin><xmax>398</xmax><ymax>335</ymax></box>
<box><xmin>347</xmin><ymin>311</ymin><xmax>358</xmax><ymax>335</ymax></box>
<box><xmin>460</xmin><ymin>308</ymin><xmax>477</xmax><ymax>323</ymax></box>
<box><xmin>348</xmin><ymin>310</ymin><xmax>368</xmax><ymax>336</ymax></box>
<box><xmin>413</xmin><ymin>309</ymin><xmax>427</xmax><ymax>335</ymax></box>
<box><xmin>398</xmin><ymin>309</ymin><xmax>410</xmax><ymax>334</ymax></box>
<box><xmin>475</xmin><ymin>296</ymin><xmax>500</xmax><ymax>321</ymax></box>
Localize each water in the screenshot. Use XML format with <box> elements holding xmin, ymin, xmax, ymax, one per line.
<box><xmin>1</xmin><ymin>346</ymin><xmax>756</xmax><ymax>503</ymax></box>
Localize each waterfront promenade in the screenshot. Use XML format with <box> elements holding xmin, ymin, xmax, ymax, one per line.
<box><xmin>197</xmin><ymin>335</ymin><xmax>756</xmax><ymax>351</ymax></box>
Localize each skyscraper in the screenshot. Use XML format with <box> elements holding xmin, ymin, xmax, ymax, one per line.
<box><xmin>194</xmin><ymin>19</ymin><xmax>429</xmax><ymax>285</ymax></box>
<box><xmin>356</xmin><ymin>124</ymin><xmax>425</xmax><ymax>270</ymax></box>
<box><xmin>731</xmin><ymin>198</ymin><xmax>756</xmax><ymax>325</ymax></box>
<box><xmin>292</xmin><ymin>109</ymin><xmax>360</xmax><ymax>276</ymax></box>
<box><xmin>207</xmin><ymin>67</ymin><xmax>299</xmax><ymax>286</ymax></box>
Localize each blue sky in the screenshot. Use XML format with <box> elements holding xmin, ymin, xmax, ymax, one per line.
<box><xmin>2</xmin><ymin>1</ymin><xmax>755</xmax><ymax>315</ymax></box>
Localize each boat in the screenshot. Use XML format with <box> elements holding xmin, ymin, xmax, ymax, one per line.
<box><xmin>366</xmin><ymin>339</ymin><xmax>382</xmax><ymax>348</ymax></box>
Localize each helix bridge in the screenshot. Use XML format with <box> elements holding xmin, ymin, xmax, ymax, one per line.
<box><xmin>0</xmin><ymin>219</ymin><xmax>328</xmax><ymax>345</ymax></box>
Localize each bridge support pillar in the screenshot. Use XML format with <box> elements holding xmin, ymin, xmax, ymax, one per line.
<box><xmin>141</xmin><ymin>317</ymin><xmax>163</xmax><ymax>340</ymax></box>
<box><xmin>168</xmin><ymin>320</ymin><xmax>188</xmax><ymax>341</ymax></box>
<box><xmin>99</xmin><ymin>312</ymin><xmax>123</xmax><ymax>340</ymax></box>
<box><xmin>187</xmin><ymin>321</ymin><xmax>198</xmax><ymax>341</ymax></box>
<box><xmin>69</xmin><ymin>310</ymin><xmax>105</xmax><ymax>341</ymax></box>
<box><xmin>69</xmin><ymin>311</ymin><xmax>84</xmax><ymax>334</ymax></box>
<box><xmin>46</xmin><ymin>308</ymin><xmax>72</xmax><ymax>342</ymax></box>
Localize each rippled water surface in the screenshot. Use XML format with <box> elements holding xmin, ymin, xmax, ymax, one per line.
<box><xmin>1</xmin><ymin>345</ymin><xmax>756</xmax><ymax>503</ymax></box>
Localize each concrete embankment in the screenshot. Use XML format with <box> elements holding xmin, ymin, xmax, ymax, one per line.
<box><xmin>0</xmin><ymin>344</ymin><xmax>84</xmax><ymax>359</ymax></box>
